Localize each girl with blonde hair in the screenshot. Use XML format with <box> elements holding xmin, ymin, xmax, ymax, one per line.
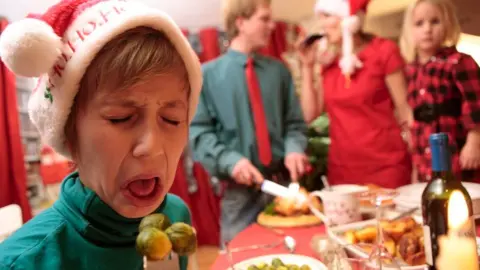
<box><xmin>400</xmin><ymin>0</ymin><xmax>480</xmax><ymax>182</ymax></box>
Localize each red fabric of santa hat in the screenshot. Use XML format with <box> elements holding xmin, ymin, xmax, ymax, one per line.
<box><xmin>0</xmin><ymin>0</ymin><xmax>202</xmax><ymax>159</ymax></box>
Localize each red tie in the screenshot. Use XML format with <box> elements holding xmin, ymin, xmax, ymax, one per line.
<box><xmin>245</xmin><ymin>57</ymin><xmax>272</xmax><ymax>166</ymax></box>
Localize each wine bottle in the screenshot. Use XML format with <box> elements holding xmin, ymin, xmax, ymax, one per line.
<box><xmin>422</xmin><ymin>133</ymin><xmax>477</xmax><ymax>270</ymax></box>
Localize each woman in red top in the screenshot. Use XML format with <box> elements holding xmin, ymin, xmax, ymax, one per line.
<box><xmin>298</xmin><ymin>0</ymin><xmax>413</xmax><ymax>188</ymax></box>
<box><xmin>400</xmin><ymin>0</ymin><xmax>480</xmax><ymax>182</ymax></box>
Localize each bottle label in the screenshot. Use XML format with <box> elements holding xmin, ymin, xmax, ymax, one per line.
<box><xmin>423</xmin><ymin>225</ymin><xmax>434</xmax><ymax>265</ymax></box>
<box><xmin>451</xmin><ymin>216</ymin><xmax>477</xmax><ymax>239</ymax></box>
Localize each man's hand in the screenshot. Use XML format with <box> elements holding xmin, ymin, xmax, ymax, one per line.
<box><xmin>285</xmin><ymin>152</ymin><xmax>308</xmax><ymax>182</ymax></box>
<box><xmin>231</xmin><ymin>158</ymin><xmax>264</xmax><ymax>186</ymax></box>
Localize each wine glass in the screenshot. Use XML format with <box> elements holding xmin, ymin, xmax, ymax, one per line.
<box><xmin>357</xmin><ymin>188</ymin><xmax>402</xmax><ymax>270</ymax></box>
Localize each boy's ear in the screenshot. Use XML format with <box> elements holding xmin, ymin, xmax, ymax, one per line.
<box><xmin>235</xmin><ymin>17</ymin><xmax>245</xmax><ymax>33</ymax></box>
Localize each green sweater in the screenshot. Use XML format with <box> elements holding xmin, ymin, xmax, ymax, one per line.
<box><xmin>0</xmin><ymin>172</ymin><xmax>191</xmax><ymax>270</ymax></box>
<box><xmin>189</xmin><ymin>49</ymin><xmax>307</xmax><ymax>178</ymax></box>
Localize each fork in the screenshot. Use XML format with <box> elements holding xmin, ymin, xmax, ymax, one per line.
<box><xmin>223</xmin><ymin>242</ymin><xmax>236</xmax><ymax>270</ymax></box>
<box><xmin>219</xmin><ymin>239</ymin><xmax>283</xmax><ymax>254</ymax></box>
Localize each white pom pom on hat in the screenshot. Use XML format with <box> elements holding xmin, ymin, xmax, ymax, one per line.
<box><xmin>0</xmin><ymin>18</ymin><xmax>62</xmax><ymax>77</ymax></box>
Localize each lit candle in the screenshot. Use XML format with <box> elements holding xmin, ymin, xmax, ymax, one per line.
<box><xmin>436</xmin><ymin>191</ymin><xmax>479</xmax><ymax>270</ymax></box>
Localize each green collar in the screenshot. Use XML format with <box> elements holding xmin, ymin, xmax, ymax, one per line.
<box><xmin>226</xmin><ymin>48</ymin><xmax>265</xmax><ymax>67</ymax></box>
<box><xmin>53</xmin><ymin>172</ymin><xmax>167</xmax><ymax>246</ymax></box>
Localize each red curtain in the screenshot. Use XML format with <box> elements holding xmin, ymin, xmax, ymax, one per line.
<box><xmin>0</xmin><ymin>19</ymin><xmax>33</xmax><ymax>222</ymax></box>
<box><xmin>198</xmin><ymin>28</ymin><xmax>221</xmax><ymax>62</ymax></box>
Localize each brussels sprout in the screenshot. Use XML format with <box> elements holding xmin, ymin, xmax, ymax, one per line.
<box><xmin>165</xmin><ymin>222</ymin><xmax>197</xmax><ymax>256</ymax></box>
<box><xmin>139</xmin><ymin>213</ymin><xmax>172</xmax><ymax>232</ymax></box>
<box><xmin>247</xmin><ymin>266</ymin><xmax>260</xmax><ymax>270</ymax></box>
<box><xmin>288</xmin><ymin>265</ymin><xmax>300</xmax><ymax>270</ymax></box>
<box><xmin>276</xmin><ymin>267</ymin><xmax>288</xmax><ymax>270</ymax></box>
<box><xmin>136</xmin><ymin>227</ymin><xmax>172</xmax><ymax>260</ymax></box>
<box><xmin>300</xmin><ymin>265</ymin><xmax>311</xmax><ymax>270</ymax></box>
<box><xmin>256</xmin><ymin>262</ymin><xmax>267</xmax><ymax>269</ymax></box>
<box><xmin>271</xmin><ymin>258</ymin><xmax>285</xmax><ymax>267</ymax></box>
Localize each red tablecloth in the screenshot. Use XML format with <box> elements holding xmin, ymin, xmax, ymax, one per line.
<box><xmin>211</xmin><ymin>223</ymin><xmax>480</xmax><ymax>270</ymax></box>
<box><xmin>211</xmin><ymin>224</ymin><xmax>325</xmax><ymax>270</ymax></box>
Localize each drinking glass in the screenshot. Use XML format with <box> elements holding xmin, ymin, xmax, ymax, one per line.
<box><xmin>357</xmin><ymin>188</ymin><xmax>402</xmax><ymax>270</ymax></box>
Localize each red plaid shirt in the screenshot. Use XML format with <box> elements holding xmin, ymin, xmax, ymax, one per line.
<box><xmin>406</xmin><ymin>47</ymin><xmax>480</xmax><ymax>182</ymax></box>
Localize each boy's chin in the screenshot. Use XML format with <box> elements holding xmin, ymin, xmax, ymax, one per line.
<box><xmin>114</xmin><ymin>201</ymin><xmax>164</xmax><ymax>219</ymax></box>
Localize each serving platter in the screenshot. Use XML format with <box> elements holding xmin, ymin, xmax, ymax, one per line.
<box><xmin>327</xmin><ymin>211</ymin><xmax>480</xmax><ymax>270</ymax></box>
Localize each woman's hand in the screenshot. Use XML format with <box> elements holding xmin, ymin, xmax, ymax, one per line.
<box><xmin>295</xmin><ymin>32</ymin><xmax>317</xmax><ymax>67</ymax></box>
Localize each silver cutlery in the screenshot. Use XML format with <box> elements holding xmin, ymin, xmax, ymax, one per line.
<box><xmin>389</xmin><ymin>207</ymin><xmax>420</xmax><ymax>221</ymax></box>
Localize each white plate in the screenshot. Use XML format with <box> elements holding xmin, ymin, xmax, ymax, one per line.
<box><xmin>231</xmin><ymin>254</ymin><xmax>327</xmax><ymax>270</ymax></box>
<box><xmin>394</xmin><ymin>183</ymin><xmax>480</xmax><ymax>216</ymax></box>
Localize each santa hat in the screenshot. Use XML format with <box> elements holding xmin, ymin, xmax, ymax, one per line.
<box><xmin>314</xmin><ymin>0</ymin><xmax>370</xmax><ymax>76</ymax></box>
<box><xmin>0</xmin><ymin>0</ymin><xmax>202</xmax><ymax>159</ymax></box>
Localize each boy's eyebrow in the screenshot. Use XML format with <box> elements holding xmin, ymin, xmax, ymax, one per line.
<box><xmin>160</xmin><ymin>100</ymin><xmax>187</xmax><ymax>109</ymax></box>
<box><xmin>101</xmin><ymin>97</ymin><xmax>187</xmax><ymax>108</ymax></box>
<box><xmin>101</xmin><ymin>98</ymin><xmax>146</xmax><ymax>107</ymax></box>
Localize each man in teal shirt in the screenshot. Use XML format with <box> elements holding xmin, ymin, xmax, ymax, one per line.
<box><xmin>189</xmin><ymin>0</ymin><xmax>308</xmax><ymax>243</ymax></box>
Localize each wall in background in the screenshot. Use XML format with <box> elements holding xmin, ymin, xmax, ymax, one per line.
<box><xmin>0</xmin><ymin>0</ymin><xmax>316</xmax><ymax>30</ymax></box>
<box><xmin>0</xmin><ymin>0</ymin><xmax>478</xmax><ymax>37</ymax></box>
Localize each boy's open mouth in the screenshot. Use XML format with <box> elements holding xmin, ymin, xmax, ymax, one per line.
<box><xmin>128</xmin><ymin>177</ymin><xmax>158</xmax><ymax>197</ymax></box>
<box><xmin>122</xmin><ymin>177</ymin><xmax>162</xmax><ymax>207</ymax></box>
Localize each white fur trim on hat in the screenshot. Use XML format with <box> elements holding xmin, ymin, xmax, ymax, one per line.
<box><xmin>0</xmin><ymin>18</ymin><xmax>63</xmax><ymax>77</ymax></box>
<box><xmin>23</xmin><ymin>0</ymin><xmax>202</xmax><ymax>159</ymax></box>
<box><xmin>339</xmin><ymin>15</ymin><xmax>363</xmax><ymax>75</ymax></box>
<box><xmin>314</xmin><ymin>0</ymin><xmax>350</xmax><ymax>17</ymax></box>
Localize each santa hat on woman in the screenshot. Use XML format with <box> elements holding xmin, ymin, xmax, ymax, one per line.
<box><xmin>0</xmin><ymin>0</ymin><xmax>202</xmax><ymax>159</ymax></box>
<box><xmin>314</xmin><ymin>0</ymin><xmax>370</xmax><ymax>77</ymax></box>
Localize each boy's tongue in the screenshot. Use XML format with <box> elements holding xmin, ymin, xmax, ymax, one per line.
<box><xmin>127</xmin><ymin>178</ymin><xmax>156</xmax><ymax>197</ymax></box>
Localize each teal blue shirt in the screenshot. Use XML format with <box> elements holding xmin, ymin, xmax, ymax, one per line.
<box><xmin>189</xmin><ymin>49</ymin><xmax>307</xmax><ymax>178</ymax></box>
<box><xmin>0</xmin><ymin>172</ymin><xmax>191</xmax><ymax>270</ymax></box>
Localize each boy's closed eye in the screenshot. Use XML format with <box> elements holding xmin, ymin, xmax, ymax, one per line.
<box><xmin>108</xmin><ymin>115</ymin><xmax>180</xmax><ymax>126</ymax></box>
<box><xmin>109</xmin><ymin>115</ymin><xmax>132</xmax><ymax>124</ymax></box>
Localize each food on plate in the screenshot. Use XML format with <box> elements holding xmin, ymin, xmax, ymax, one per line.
<box><xmin>257</xmin><ymin>187</ymin><xmax>323</xmax><ymax>228</ymax></box>
<box><xmin>136</xmin><ymin>214</ymin><xmax>197</xmax><ymax>260</ymax></box>
<box><xmin>165</xmin><ymin>222</ymin><xmax>197</xmax><ymax>255</ymax></box>
<box><xmin>357</xmin><ymin>184</ymin><xmax>395</xmax><ymax>207</ymax></box>
<box><xmin>342</xmin><ymin>216</ymin><xmax>426</xmax><ymax>266</ymax></box>
<box><xmin>247</xmin><ymin>257</ymin><xmax>312</xmax><ymax>270</ymax></box>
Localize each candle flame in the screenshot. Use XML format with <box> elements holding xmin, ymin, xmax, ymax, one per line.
<box><xmin>448</xmin><ymin>190</ymin><xmax>469</xmax><ymax>230</ymax></box>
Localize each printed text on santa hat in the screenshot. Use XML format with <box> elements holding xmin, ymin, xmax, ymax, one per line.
<box><xmin>40</xmin><ymin>1</ymin><xmax>130</xmax><ymax>94</ymax></box>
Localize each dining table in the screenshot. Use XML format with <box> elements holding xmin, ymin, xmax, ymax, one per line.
<box><xmin>210</xmin><ymin>221</ymin><xmax>480</xmax><ymax>270</ymax></box>
<box><xmin>210</xmin><ymin>223</ymin><xmax>325</xmax><ymax>270</ymax></box>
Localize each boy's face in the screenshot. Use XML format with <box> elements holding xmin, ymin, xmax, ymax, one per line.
<box><xmin>237</xmin><ymin>4</ymin><xmax>275</xmax><ymax>50</ymax></box>
<box><xmin>74</xmin><ymin>72</ymin><xmax>189</xmax><ymax>218</ymax></box>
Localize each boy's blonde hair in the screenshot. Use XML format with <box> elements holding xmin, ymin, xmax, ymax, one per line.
<box><xmin>65</xmin><ymin>26</ymin><xmax>189</xmax><ymax>155</ymax></box>
<box><xmin>400</xmin><ymin>0</ymin><xmax>461</xmax><ymax>63</ymax></box>
<box><xmin>222</xmin><ymin>0</ymin><xmax>271</xmax><ymax>40</ymax></box>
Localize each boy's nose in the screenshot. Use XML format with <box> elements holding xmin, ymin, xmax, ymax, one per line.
<box><xmin>132</xmin><ymin>128</ymin><xmax>165</xmax><ymax>158</ymax></box>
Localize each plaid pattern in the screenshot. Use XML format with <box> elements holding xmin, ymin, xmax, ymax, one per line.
<box><xmin>406</xmin><ymin>47</ymin><xmax>480</xmax><ymax>182</ymax></box>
